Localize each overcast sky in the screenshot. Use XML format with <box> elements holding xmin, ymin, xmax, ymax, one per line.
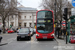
<box><xmin>18</xmin><ymin>0</ymin><xmax>72</xmax><ymax>10</ymax></box>
<box><xmin>17</xmin><ymin>0</ymin><xmax>42</xmax><ymax>10</ymax></box>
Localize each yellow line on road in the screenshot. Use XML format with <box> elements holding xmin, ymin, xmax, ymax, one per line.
<box><xmin>31</xmin><ymin>37</ymin><xmax>34</xmax><ymax>43</ymax></box>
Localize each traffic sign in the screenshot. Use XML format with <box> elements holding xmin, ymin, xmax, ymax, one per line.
<box><xmin>62</xmin><ymin>21</ymin><xmax>66</xmax><ymax>26</ymax></box>
<box><xmin>72</xmin><ymin>0</ymin><xmax>75</xmax><ymax>7</ymax></box>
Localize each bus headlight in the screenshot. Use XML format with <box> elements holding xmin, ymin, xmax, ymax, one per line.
<box><xmin>36</xmin><ymin>34</ymin><xmax>39</xmax><ymax>37</ymax></box>
<box><xmin>51</xmin><ymin>34</ymin><xmax>54</xmax><ymax>36</ymax></box>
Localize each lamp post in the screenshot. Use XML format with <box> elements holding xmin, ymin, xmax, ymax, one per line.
<box><xmin>54</xmin><ymin>0</ymin><xmax>57</xmax><ymax>36</ymax></box>
<box><xmin>55</xmin><ymin>0</ymin><xmax>57</xmax><ymax>21</ymax></box>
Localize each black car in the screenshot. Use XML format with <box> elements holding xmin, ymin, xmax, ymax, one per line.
<box><xmin>17</xmin><ymin>28</ymin><xmax>31</xmax><ymax>41</ymax></box>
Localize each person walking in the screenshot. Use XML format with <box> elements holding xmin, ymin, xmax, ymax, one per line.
<box><xmin>0</xmin><ymin>28</ymin><xmax>2</xmax><ymax>34</ymax></box>
<box><xmin>0</xmin><ymin>36</ymin><xmax>2</xmax><ymax>43</ymax></box>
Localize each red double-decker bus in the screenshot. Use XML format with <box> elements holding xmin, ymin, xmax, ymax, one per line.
<box><xmin>36</xmin><ymin>9</ymin><xmax>54</xmax><ymax>40</ymax></box>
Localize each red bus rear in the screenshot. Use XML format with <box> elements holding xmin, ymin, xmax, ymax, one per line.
<box><xmin>36</xmin><ymin>9</ymin><xmax>54</xmax><ymax>40</ymax></box>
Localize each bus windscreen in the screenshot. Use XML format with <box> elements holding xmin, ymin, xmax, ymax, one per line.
<box><xmin>37</xmin><ymin>11</ymin><xmax>52</xmax><ymax>18</ymax></box>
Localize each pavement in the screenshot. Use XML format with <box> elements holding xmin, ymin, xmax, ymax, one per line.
<box><xmin>0</xmin><ymin>32</ymin><xmax>14</xmax><ymax>46</ymax></box>
<box><xmin>55</xmin><ymin>36</ymin><xmax>75</xmax><ymax>50</ymax></box>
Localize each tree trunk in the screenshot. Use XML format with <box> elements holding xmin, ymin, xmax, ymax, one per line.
<box><xmin>3</xmin><ymin>20</ymin><xmax>5</xmax><ymax>33</ymax></box>
<box><xmin>8</xmin><ymin>16</ymin><xmax>9</xmax><ymax>29</ymax></box>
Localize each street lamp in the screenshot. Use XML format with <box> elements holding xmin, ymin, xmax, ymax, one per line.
<box><xmin>54</xmin><ymin>0</ymin><xmax>57</xmax><ymax>21</ymax></box>
<box><xmin>54</xmin><ymin>0</ymin><xmax>57</xmax><ymax>36</ymax></box>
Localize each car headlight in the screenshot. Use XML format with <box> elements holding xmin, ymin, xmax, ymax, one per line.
<box><xmin>36</xmin><ymin>34</ymin><xmax>39</xmax><ymax>36</ymax></box>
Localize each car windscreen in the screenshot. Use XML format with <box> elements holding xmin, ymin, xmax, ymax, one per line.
<box><xmin>19</xmin><ymin>28</ymin><xmax>29</xmax><ymax>33</ymax></box>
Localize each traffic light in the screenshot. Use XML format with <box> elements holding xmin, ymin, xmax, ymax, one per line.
<box><xmin>63</xmin><ymin>8</ymin><xmax>68</xmax><ymax>20</ymax></box>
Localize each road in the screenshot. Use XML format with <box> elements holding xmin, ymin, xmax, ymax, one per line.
<box><xmin>0</xmin><ymin>33</ymin><xmax>58</xmax><ymax>50</ymax></box>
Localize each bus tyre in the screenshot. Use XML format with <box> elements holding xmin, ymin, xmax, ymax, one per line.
<box><xmin>52</xmin><ymin>39</ymin><xmax>54</xmax><ymax>41</ymax></box>
<box><xmin>37</xmin><ymin>39</ymin><xmax>40</xmax><ymax>41</ymax></box>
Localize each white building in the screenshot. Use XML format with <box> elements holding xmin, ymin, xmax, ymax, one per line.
<box><xmin>17</xmin><ymin>5</ymin><xmax>37</xmax><ymax>28</ymax></box>
<box><xmin>5</xmin><ymin>5</ymin><xmax>37</xmax><ymax>28</ymax></box>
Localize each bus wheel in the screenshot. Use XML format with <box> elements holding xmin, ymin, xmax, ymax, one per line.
<box><xmin>51</xmin><ymin>39</ymin><xmax>54</xmax><ymax>41</ymax></box>
<box><xmin>37</xmin><ymin>39</ymin><xmax>40</xmax><ymax>41</ymax></box>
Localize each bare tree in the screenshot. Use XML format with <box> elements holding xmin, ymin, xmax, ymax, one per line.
<box><xmin>0</xmin><ymin>0</ymin><xmax>17</xmax><ymax>33</ymax></box>
<box><xmin>40</xmin><ymin>0</ymin><xmax>68</xmax><ymax>20</ymax></box>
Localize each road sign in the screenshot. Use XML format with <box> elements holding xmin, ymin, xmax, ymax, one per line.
<box><xmin>62</xmin><ymin>21</ymin><xmax>66</xmax><ymax>26</ymax></box>
<box><xmin>72</xmin><ymin>0</ymin><xmax>75</xmax><ymax>7</ymax></box>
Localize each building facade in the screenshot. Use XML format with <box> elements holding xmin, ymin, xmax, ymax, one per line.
<box><xmin>18</xmin><ymin>5</ymin><xmax>37</xmax><ymax>28</ymax></box>
<box><xmin>5</xmin><ymin>5</ymin><xmax>37</xmax><ymax>28</ymax></box>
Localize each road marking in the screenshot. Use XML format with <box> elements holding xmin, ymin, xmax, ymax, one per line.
<box><xmin>31</xmin><ymin>37</ymin><xmax>34</xmax><ymax>42</ymax></box>
<box><xmin>27</xmin><ymin>41</ymin><xmax>30</xmax><ymax>43</ymax></box>
<box><xmin>26</xmin><ymin>37</ymin><xmax>39</xmax><ymax>44</ymax></box>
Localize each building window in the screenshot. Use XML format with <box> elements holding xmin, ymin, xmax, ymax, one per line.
<box><xmin>34</xmin><ymin>23</ymin><xmax>36</xmax><ymax>26</ymax></box>
<box><xmin>25</xmin><ymin>16</ymin><xmax>26</xmax><ymax>19</ymax></box>
<box><xmin>30</xmin><ymin>16</ymin><xmax>31</xmax><ymax>19</ymax></box>
<box><xmin>19</xmin><ymin>23</ymin><xmax>21</xmax><ymax>27</ymax></box>
<box><xmin>12</xmin><ymin>15</ymin><xmax>13</xmax><ymax>18</ymax></box>
<box><xmin>29</xmin><ymin>23</ymin><xmax>32</xmax><ymax>27</ymax></box>
<box><xmin>24</xmin><ymin>23</ymin><xmax>26</xmax><ymax>27</ymax></box>
<box><xmin>19</xmin><ymin>16</ymin><xmax>21</xmax><ymax>19</ymax></box>
<box><xmin>11</xmin><ymin>22</ymin><xmax>14</xmax><ymax>26</ymax></box>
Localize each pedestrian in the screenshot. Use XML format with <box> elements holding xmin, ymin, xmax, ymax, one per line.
<box><xmin>0</xmin><ymin>36</ymin><xmax>2</xmax><ymax>43</ymax></box>
<box><xmin>63</xmin><ymin>27</ymin><xmax>66</xmax><ymax>37</ymax></box>
<box><xmin>57</xmin><ymin>26</ymin><xmax>61</xmax><ymax>38</ymax></box>
<box><xmin>0</xmin><ymin>28</ymin><xmax>2</xmax><ymax>34</ymax></box>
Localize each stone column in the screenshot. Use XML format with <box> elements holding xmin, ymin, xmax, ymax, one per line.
<box><xmin>16</xmin><ymin>15</ymin><xmax>18</xmax><ymax>27</ymax></box>
<box><xmin>14</xmin><ymin>15</ymin><xmax>15</xmax><ymax>27</ymax></box>
<box><xmin>32</xmin><ymin>13</ymin><xmax>34</xmax><ymax>28</ymax></box>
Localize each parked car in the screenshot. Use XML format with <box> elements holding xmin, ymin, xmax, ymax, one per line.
<box><xmin>17</xmin><ymin>28</ymin><xmax>31</xmax><ymax>41</ymax></box>
<box><xmin>8</xmin><ymin>29</ymin><xmax>14</xmax><ymax>33</ymax></box>
<box><xmin>12</xmin><ymin>28</ymin><xmax>17</xmax><ymax>32</ymax></box>
<box><xmin>5</xmin><ymin>28</ymin><xmax>9</xmax><ymax>31</ymax></box>
<box><xmin>0</xmin><ymin>36</ymin><xmax>2</xmax><ymax>43</ymax></box>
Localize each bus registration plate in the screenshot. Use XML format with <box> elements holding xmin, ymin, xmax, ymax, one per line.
<box><xmin>43</xmin><ymin>37</ymin><xmax>47</xmax><ymax>39</ymax></box>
